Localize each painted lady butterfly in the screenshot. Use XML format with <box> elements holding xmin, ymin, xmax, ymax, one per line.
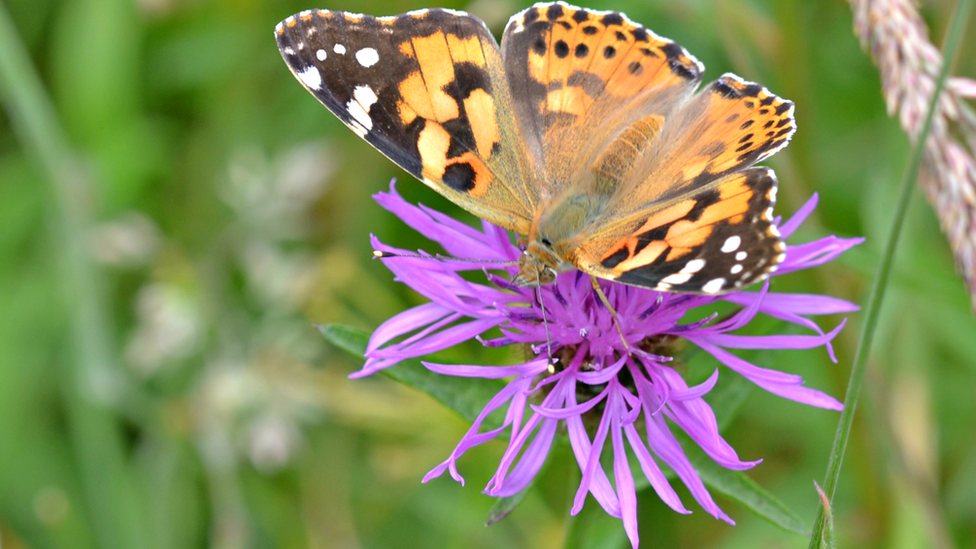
<box><xmin>275</xmin><ymin>2</ymin><xmax>794</xmax><ymax>294</ymax></box>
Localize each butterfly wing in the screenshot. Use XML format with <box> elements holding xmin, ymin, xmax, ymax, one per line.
<box><xmin>276</xmin><ymin>9</ymin><xmax>538</xmax><ymax>233</ymax></box>
<box><xmin>570</xmin><ymin>74</ymin><xmax>795</xmax><ymax>293</ymax></box>
<box><xmin>500</xmin><ymin>2</ymin><xmax>704</xmax><ymax>195</ymax></box>
<box><xmin>573</xmin><ymin>166</ymin><xmax>786</xmax><ymax>293</ymax></box>
<box><xmin>613</xmin><ymin>73</ymin><xmax>796</xmax><ymax>206</ymax></box>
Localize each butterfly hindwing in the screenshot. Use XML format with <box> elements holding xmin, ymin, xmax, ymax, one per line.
<box><xmin>573</xmin><ymin>167</ymin><xmax>785</xmax><ymax>293</ymax></box>
<box><xmin>617</xmin><ymin>73</ymin><xmax>796</xmax><ymax>206</ymax></box>
<box><xmin>276</xmin><ymin>9</ymin><xmax>537</xmax><ymax>232</ymax></box>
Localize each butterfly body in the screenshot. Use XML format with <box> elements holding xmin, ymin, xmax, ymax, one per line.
<box><xmin>276</xmin><ymin>2</ymin><xmax>794</xmax><ymax>294</ymax></box>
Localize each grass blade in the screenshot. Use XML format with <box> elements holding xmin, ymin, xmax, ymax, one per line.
<box><xmin>0</xmin><ymin>7</ymin><xmax>152</xmax><ymax>549</ymax></box>
<box><xmin>808</xmin><ymin>1</ymin><xmax>973</xmax><ymax>546</ymax></box>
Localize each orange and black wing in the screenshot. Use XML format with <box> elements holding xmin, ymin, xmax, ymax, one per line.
<box><xmin>568</xmin><ymin>72</ymin><xmax>795</xmax><ymax>293</ymax></box>
<box><xmin>276</xmin><ymin>9</ymin><xmax>537</xmax><ymax>232</ymax></box>
<box><xmin>500</xmin><ymin>2</ymin><xmax>704</xmax><ymax>193</ymax></box>
<box><xmin>616</xmin><ymin>73</ymin><xmax>796</xmax><ymax>205</ymax></box>
<box><xmin>573</xmin><ymin>167</ymin><xmax>786</xmax><ymax>293</ymax></box>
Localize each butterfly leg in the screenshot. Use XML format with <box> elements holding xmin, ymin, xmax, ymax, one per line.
<box><xmin>590</xmin><ymin>276</ymin><xmax>629</xmax><ymax>349</ymax></box>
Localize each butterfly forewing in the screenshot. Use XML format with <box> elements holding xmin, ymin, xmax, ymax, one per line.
<box><xmin>276</xmin><ymin>9</ymin><xmax>537</xmax><ymax>232</ymax></box>
<box><xmin>501</xmin><ymin>2</ymin><xmax>703</xmax><ymax>193</ymax></box>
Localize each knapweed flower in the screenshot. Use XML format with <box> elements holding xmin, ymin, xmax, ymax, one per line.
<box><xmin>359</xmin><ymin>181</ymin><xmax>861</xmax><ymax>547</ymax></box>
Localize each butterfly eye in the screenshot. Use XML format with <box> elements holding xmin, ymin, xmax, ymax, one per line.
<box><xmin>540</xmin><ymin>237</ymin><xmax>553</xmax><ymax>247</ymax></box>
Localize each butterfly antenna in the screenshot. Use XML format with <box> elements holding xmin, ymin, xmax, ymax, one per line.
<box><xmin>373</xmin><ymin>250</ymin><xmax>517</xmax><ymax>265</ymax></box>
<box><xmin>537</xmin><ymin>285</ymin><xmax>555</xmax><ymax>374</ymax></box>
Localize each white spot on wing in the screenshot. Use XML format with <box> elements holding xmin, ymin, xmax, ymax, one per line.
<box><xmin>735</xmin><ymin>251</ymin><xmax>747</xmax><ymax>261</ymax></box>
<box><xmin>316</xmin><ymin>49</ymin><xmax>327</xmax><ymax>61</ymax></box>
<box><xmin>730</xmin><ymin>264</ymin><xmax>743</xmax><ymax>275</ymax></box>
<box><xmin>682</xmin><ymin>259</ymin><xmax>705</xmax><ymax>273</ymax></box>
<box><xmin>347</xmin><ymin>99</ymin><xmax>373</xmax><ymax>132</ymax></box>
<box><xmin>661</xmin><ymin>273</ymin><xmax>692</xmax><ymax>285</ymax></box>
<box><xmin>353</xmin><ymin>85</ymin><xmax>378</xmax><ymax>112</ymax></box>
<box><xmin>283</xmin><ymin>47</ymin><xmax>295</xmax><ymax>55</ymax></box>
<box><xmin>721</xmin><ymin>236</ymin><xmax>741</xmax><ymax>253</ymax></box>
<box><xmin>350</xmin><ymin>122</ymin><xmax>367</xmax><ymax>138</ymax></box>
<box><xmin>334</xmin><ymin>44</ymin><xmax>346</xmax><ymax>54</ymax></box>
<box><xmin>356</xmin><ymin>47</ymin><xmax>379</xmax><ymax>67</ymax></box>
<box><xmin>702</xmin><ymin>278</ymin><xmax>726</xmax><ymax>294</ymax></box>
<box><xmin>297</xmin><ymin>66</ymin><xmax>322</xmax><ymax>89</ymax></box>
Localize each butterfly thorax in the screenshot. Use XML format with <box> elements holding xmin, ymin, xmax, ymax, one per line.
<box><xmin>513</xmin><ymin>189</ymin><xmax>604</xmax><ymax>287</ymax></box>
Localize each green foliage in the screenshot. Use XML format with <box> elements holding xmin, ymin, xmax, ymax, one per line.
<box><xmin>0</xmin><ymin>0</ymin><xmax>974</xmax><ymax>548</ymax></box>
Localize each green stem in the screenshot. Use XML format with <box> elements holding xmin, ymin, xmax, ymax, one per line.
<box><xmin>0</xmin><ymin>6</ymin><xmax>151</xmax><ymax>549</ymax></box>
<box><xmin>808</xmin><ymin>0</ymin><xmax>973</xmax><ymax>546</ymax></box>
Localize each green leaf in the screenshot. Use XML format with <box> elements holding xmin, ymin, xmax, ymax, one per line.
<box><xmin>708</xmin><ymin>374</ymin><xmax>754</xmax><ymax>432</ymax></box>
<box><xmin>812</xmin><ymin>481</ymin><xmax>834</xmax><ymax>549</ymax></box>
<box><xmin>318</xmin><ymin>323</ymin><xmax>508</xmax><ymax>426</ymax></box>
<box><xmin>681</xmin><ymin>436</ymin><xmax>809</xmax><ymax>535</ymax></box>
<box><xmin>485</xmin><ymin>484</ymin><xmax>532</xmax><ymax>527</ymax></box>
<box><xmin>630</xmin><ymin>430</ymin><xmax>808</xmax><ymax>535</ymax></box>
<box><xmin>563</xmin><ymin>495</ymin><xmax>627</xmax><ymax>549</ymax></box>
<box><xmin>485</xmin><ymin>443</ymin><xmax>557</xmax><ymax>526</ymax></box>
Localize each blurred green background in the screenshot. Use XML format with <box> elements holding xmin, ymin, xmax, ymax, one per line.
<box><xmin>1</xmin><ymin>0</ymin><xmax>975</xmax><ymax>547</ymax></box>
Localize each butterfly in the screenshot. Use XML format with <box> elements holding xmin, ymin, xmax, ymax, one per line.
<box><xmin>275</xmin><ymin>1</ymin><xmax>794</xmax><ymax>295</ymax></box>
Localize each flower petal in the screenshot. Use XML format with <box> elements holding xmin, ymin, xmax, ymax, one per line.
<box><xmin>644</xmin><ymin>412</ymin><xmax>734</xmax><ymax>523</ymax></box>
<box><xmin>572</xmin><ymin>382</ymin><xmax>617</xmax><ymax>516</ymax></box>
<box><xmin>670</xmin><ymin>369</ymin><xmax>719</xmax><ymax>401</ymax></box>
<box><xmin>723</xmin><ymin>291</ymin><xmax>858</xmax><ymax>316</ymax></box>
<box><xmin>423</xmin><ymin>357</ymin><xmax>547</xmax><ymax>379</ymax></box>
<box><xmin>367</xmin><ymin>302</ymin><xmax>455</xmax><ymax>353</ymax></box>
<box><xmin>423</xmin><ymin>375</ymin><xmax>531</xmax><ymax>485</ymax></box>
<box><xmin>565</xmin><ymin>390</ymin><xmax>621</xmax><ymax>518</ymax></box>
<box><xmin>694</xmin><ymin>341</ymin><xmax>843</xmax><ymax>410</ymax></box>
<box><xmin>700</xmin><ymin>319</ymin><xmax>847</xmax><ymax>353</ymax></box>
<box><xmin>623</xmin><ymin>423</ymin><xmax>689</xmax><ymax>515</ymax></box>
<box><xmin>778</xmin><ymin>193</ymin><xmax>818</xmax><ymax>238</ymax></box>
<box><xmin>609</xmin><ymin>387</ymin><xmax>640</xmax><ymax>549</ymax></box>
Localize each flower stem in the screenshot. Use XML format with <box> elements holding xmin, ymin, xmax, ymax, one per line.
<box><xmin>0</xmin><ymin>6</ymin><xmax>151</xmax><ymax>549</ymax></box>
<box><xmin>808</xmin><ymin>1</ymin><xmax>973</xmax><ymax>547</ymax></box>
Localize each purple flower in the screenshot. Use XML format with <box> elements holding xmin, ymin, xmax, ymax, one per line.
<box><xmin>360</xmin><ymin>181</ymin><xmax>861</xmax><ymax>548</ymax></box>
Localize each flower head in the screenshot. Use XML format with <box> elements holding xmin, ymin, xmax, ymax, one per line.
<box><xmin>361</xmin><ymin>181</ymin><xmax>861</xmax><ymax>547</ymax></box>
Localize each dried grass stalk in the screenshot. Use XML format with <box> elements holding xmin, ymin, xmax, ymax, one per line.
<box><xmin>850</xmin><ymin>0</ymin><xmax>976</xmax><ymax>310</ymax></box>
